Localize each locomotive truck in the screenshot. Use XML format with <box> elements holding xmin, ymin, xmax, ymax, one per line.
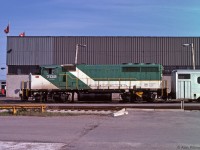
<box><xmin>20</xmin><ymin>63</ymin><xmax>168</xmax><ymax>102</ymax></box>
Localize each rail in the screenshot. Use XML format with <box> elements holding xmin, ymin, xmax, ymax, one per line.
<box><xmin>0</xmin><ymin>104</ymin><xmax>46</xmax><ymax>115</ymax></box>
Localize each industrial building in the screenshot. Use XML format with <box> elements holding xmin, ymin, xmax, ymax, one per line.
<box><xmin>6</xmin><ymin>36</ymin><xmax>200</xmax><ymax>97</ymax></box>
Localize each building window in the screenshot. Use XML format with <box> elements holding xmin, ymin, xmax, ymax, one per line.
<box><xmin>178</xmin><ymin>74</ymin><xmax>190</xmax><ymax>79</ymax></box>
<box><xmin>8</xmin><ymin>65</ymin><xmax>40</xmax><ymax>75</ymax></box>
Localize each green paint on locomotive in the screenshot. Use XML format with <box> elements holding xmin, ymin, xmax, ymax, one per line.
<box><xmin>77</xmin><ymin>63</ymin><xmax>162</xmax><ymax>81</ymax></box>
<box><xmin>40</xmin><ymin>63</ymin><xmax>163</xmax><ymax>89</ymax></box>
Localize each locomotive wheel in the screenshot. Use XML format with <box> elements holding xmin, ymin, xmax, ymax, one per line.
<box><xmin>20</xmin><ymin>95</ymin><xmax>28</xmax><ymax>101</ymax></box>
<box><xmin>143</xmin><ymin>93</ymin><xmax>156</xmax><ymax>103</ymax></box>
<box><xmin>121</xmin><ymin>92</ymin><xmax>131</xmax><ymax>102</ymax></box>
<box><xmin>196</xmin><ymin>97</ymin><xmax>200</xmax><ymax>103</ymax></box>
<box><xmin>144</xmin><ymin>97</ymin><xmax>154</xmax><ymax>103</ymax></box>
<box><xmin>34</xmin><ymin>94</ymin><xmax>41</xmax><ymax>102</ymax></box>
<box><xmin>121</xmin><ymin>92</ymin><xmax>136</xmax><ymax>102</ymax></box>
<box><xmin>135</xmin><ymin>95</ymin><xmax>142</xmax><ymax>102</ymax></box>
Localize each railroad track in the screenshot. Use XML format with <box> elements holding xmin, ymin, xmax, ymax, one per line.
<box><xmin>1</xmin><ymin>103</ymin><xmax>200</xmax><ymax>115</ymax></box>
<box><xmin>1</xmin><ymin>103</ymin><xmax>200</xmax><ymax>110</ymax></box>
<box><xmin>46</xmin><ymin>104</ymin><xmax>200</xmax><ymax>111</ymax></box>
<box><xmin>0</xmin><ymin>98</ymin><xmax>197</xmax><ymax>104</ymax></box>
<box><xmin>1</xmin><ymin>97</ymin><xmax>200</xmax><ymax>111</ymax></box>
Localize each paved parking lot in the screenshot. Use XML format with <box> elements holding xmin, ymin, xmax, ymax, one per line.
<box><xmin>0</xmin><ymin>110</ymin><xmax>200</xmax><ymax>150</ymax></box>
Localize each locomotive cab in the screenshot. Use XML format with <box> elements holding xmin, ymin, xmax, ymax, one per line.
<box><xmin>41</xmin><ymin>66</ymin><xmax>59</xmax><ymax>81</ymax></box>
<box><xmin>40</xmin><ymin>64</ymin><xmax>77</xmax><ymax>88</ymax></box>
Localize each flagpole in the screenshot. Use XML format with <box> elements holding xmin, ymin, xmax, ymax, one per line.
<box><xmin>8</xmin><ymin>21</ymin><xmax>10</xmax><ymax>36</ymax></box>
<box><xmin>4</xmin><ymin>21</ymin><xmax>10</xmax><ymax>36</ymax></box>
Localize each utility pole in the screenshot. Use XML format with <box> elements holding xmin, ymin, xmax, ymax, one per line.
<box><xmin>75</xmin><ymin>44</ymin><xmax>86</xmax><ymax>65</ymax></box>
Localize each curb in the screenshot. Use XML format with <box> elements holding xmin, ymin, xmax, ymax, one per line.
<box><xmin>126</xmin><ymin>108</ymin><xmax>185</xmax><ymax>112</ymax></box>
<box><xmin>46</xmin><ymin>109</ymin><xmax>113</xmax><ymax>115</ymax></box>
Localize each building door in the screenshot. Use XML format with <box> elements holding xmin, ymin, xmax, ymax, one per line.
<box><xmin>177</xmin><ymin>81</ymin><xmax>191</xmax><ymax>99</ymax></box>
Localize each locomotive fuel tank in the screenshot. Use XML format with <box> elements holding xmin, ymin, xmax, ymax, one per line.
<box><xmin>78</xmin><ymin>92</ymin><xmax>112</xmax><ymax>101</ymax></box>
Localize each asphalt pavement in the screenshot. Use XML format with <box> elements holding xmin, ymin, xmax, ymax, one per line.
<box><xmin>0</xmin><ymin>110</ymin><xmax>200</xmax><ymax>150</ymax></box>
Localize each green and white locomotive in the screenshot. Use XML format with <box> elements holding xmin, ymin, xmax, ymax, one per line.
<box><xmin>20</xmin><ymin>63</ymin><xmax>167</xmax><ymax>102</ymax></box>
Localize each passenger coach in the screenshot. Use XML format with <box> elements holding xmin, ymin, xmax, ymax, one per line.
<box><xmin>171</xmin><ymin>70</ymin><xmax>200</xmax><ymax>100</ymax></box>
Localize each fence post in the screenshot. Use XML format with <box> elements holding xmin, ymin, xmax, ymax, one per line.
<box><xmin>41</xmin><ymin>106</ymin><xmax>45</xmax><ymax>113</ymax></box>
<box><xmin>181</xmin><ymin>100</ymin><xmax>184</xmax><ymax>110</ymax></box>
<box><xmin>13</xmin><ymin>106</ymin><xmax>17</xmax><ymax>115</ymax></box>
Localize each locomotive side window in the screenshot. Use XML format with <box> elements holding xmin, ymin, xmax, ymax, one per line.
<box><xmin>197</xmin><ymin>77</ymin><xmax>200</xmax><ymax>84</ymax></box>
<box><xmin>178</xmin><ymin>74</ymin><xmax>190</xmax><ymax>79</ymax></box>
<box><xmin>122</xmin><ymin>67</ymin><xmax>140</xmax><ymax>72</ymax></box>
<box><xmin>63</xmin><ymin>76</ymin><xmax>66</xmax><ymax>82</ymax></box>
<box><xmin>141</xmin><ymin>67</ymin><xmax>159</xmax><ymax>72</ymax></box>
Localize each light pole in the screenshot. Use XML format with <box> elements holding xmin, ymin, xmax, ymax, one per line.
<box><xmin>182</xmin><ymin>43</ymin><xmax>195</xmax><ymax>70</ymax></box>
<box><xmin>75</xmin><ymin>44</ymin><xmax>86</xmax><ymax>65</ymax></box>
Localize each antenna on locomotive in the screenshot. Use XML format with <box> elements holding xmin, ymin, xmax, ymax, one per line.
<box><xmin>75</xmin><ymin>44</ymin><xmax>86</xmax><ymax>65</ymax></box>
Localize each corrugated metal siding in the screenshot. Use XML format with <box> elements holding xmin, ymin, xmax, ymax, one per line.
<box><xmin>7</xmin><ymin>37</ymin><xmax>54</xmax><ymax>65</ymax></box>
<box><xmin>7</xmin><ymin>36</ymin><xmax>200</xmax><ymax>67</ymax></box>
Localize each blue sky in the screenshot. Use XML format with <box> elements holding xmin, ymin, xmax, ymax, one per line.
<box><xmin>1</xmin><ymin>0</ymin><xmax>200</xmax><ymax>79</ymax></box>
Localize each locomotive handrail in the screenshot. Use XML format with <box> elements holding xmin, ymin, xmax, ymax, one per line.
<box><xmin>62</xmin><ymin>74</ymin><xmax>163</xmax><ymax>83</ymax></box>
<box><xmin>59</xmin><ymin>73</ymin><xmax>139</xmax><ymax>81</ymax></box>
<box><xmin>59</xmin><ymin>73</ymin><xmax>163</xmax><ymax>81</ymax></box>
<box><xmin>21</xmin><ymin>74</ymin><xmax>167</xmax><ymax>91</ymax></box>
<box><xmin>58</xmin><ymin>74</ymin><xmax>166</xmax><ymax>90</ymax></box>
<box><xmin>60</xmin><ymin>74</ymin><xmax>139</xmax><ymax>89</ymax></box>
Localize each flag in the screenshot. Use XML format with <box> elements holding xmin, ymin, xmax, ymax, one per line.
<box><xmin>19</xmin><ymin>32</ymin><xmax>25</xmax><ymax>37</ymax></box>
<box><xmin>4</xmin><ymin>24</ymin><xmax>9</xmax><ymax>34</ymax></box>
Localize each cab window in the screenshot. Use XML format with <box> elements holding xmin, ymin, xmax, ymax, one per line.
<box><xmin>44</xmin><ymin>68</ymin><xmax>56</xmax><ymax>74</ymax></box>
